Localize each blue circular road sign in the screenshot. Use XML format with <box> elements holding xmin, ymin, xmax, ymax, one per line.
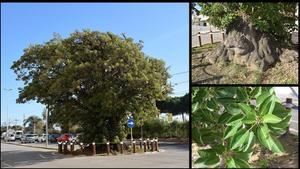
<box><xmin>127</xmin><ymin>119</ymin><xmax>135</xmax><ymax>128</ymax></box>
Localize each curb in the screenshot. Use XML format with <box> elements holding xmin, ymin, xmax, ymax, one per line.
<box><xmin>2</xmin><ymin>142</ymin><xmax>57</xmax><ymax>151</ymax></box>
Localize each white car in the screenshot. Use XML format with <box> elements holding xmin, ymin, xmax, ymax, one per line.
<box><xmin>15</xmin><ymin>131</ymin><xmax>23</xmax><ymax>140</ymax></box>
<box><xmin>5</xmin><ymin>134</ymin><xmax>16</xmax><ymax>141</ymax></box>
<box><xmin>32</xmin><ymin>134</ymin><xmax>38</xmax><ymax>141</ymax></box>
<box><xmin>21</xmin><ymin>134</ymin><xmax>36</xmax><ymax>143</ymax></box>
<box><xmin>1</xmin><ymin>132</ymin><xmax>7</xmax><ymax>139</ymax></box>
<box><xmin>38</xmin><ymin>134</ymin><xmax>47</xmax><ymax>142</ymax></box>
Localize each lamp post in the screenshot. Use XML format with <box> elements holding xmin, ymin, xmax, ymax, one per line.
<box><xmin>4</xmin><ymin>88</ymin><xmax>13</xmax><ymax>141</ymax></box>
<box><xmin>45</xmin><ymin>106</ymin><xmax>49</xmax><ymax>148</ymax></box>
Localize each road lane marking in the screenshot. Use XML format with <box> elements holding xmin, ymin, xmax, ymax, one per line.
<box><xmin>2</xmin><ymin>161</ymin><xmax>13</xmax><ymax>168</ymax></box>
<box><xmin>14</xmin><ymin>161</ymin><xmax>29</xmax><ymax>164</ymax></box>
<box><xmin>39</xmin><ymin>154</ymin><xmax>47</xmax><ymax>159</ymax></box>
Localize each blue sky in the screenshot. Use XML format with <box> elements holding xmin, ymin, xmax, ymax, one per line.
<box><xmin>1</xmin><ymin>3</ymin><xmax>189</xmax><ymax>126</ymax></box>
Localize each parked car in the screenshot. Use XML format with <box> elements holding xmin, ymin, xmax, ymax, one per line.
<box><xmin>38</xmin><ymin>134</ymin><xmax>47</xmax><ymax>142</ymax></box>
<box><xmin>49</xmin><ymin>134</ymin><xmax>60</xmax><ymax>143</ymax></box>
<box><xmin>56</xmin><ymin>134</ymin><xmax>72</xmax><ymax>142</ymax></box>
<box><xmin>15</xmin><ymin>131</ymin><xmax>23</xmax><ymax>140</ymax></box>
<box><xmin>1</xmin><ymin>132</ymin><xmax>7</xmax><ymax>139</ymax></box>
<box><xmin>21</xmin><ymin>134</ymin><xmax>35</xmax><ymax>143</ymax></box>
<box><xmin>32</xmin><ymin>134</ymin><xmax>38</xmax><ymax>141</ymax></box>
<box><xmin>5</xmin><ymin>134</ymin><xmax>16</xmax><ymax>141</ymax></box>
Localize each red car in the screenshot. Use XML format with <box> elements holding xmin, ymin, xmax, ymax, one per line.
<box><xmin>56</xmin><ymin>134</ymin><xmax>72</xmax><ymax>142</ymax></box>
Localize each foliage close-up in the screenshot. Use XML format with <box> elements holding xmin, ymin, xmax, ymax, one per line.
<box><xmin>11</xmin><ymin>29</ymin><xmax>171</xmax><ymax>143</ymax></box>
<box><xmin>192</xmin><ymin>87</ymin><xmax>291</xmax><ymax>168</ymax></box>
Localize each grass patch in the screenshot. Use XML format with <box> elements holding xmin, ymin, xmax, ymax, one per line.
<box><xmin>192</xmin><ymin>42</ymin><xmax>220</xmax><ymax>54</ymax></box>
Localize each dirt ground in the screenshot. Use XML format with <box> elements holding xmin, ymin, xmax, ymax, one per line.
<box><xmin>192</xmin><ymin>133</ymin><xmax>298</xmax><ymax>168</ymax></box>
<box><xmin>192</xmin><ymin>44</ymin><xmax>298</xmax><ymax>84</ymax></box>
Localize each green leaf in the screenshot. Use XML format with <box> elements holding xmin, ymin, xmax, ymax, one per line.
<box><xmin>269</xmin><ymin>135</ymin><xmax>284</xmax><ymax>153</ymax></box>
<box><xmin>244</xmin><ymin>131</ymin><xmax>254</xmax><ymax>152</ymax></box>
<box><xmin>235</xmin><ymin>158</ymin><xmax>251</xmax><ymax>168</ymax></box>
<box><xmin>236</xmin><ymin>88</ymin><xmax>248</xmax><ymax>102</ymax></box>
<box><xmin>238</xmin><ymin>103</ymin><xmax>254</xmax><ymax>116</ymax></box>
<box><xmin>224</xmin><ymin>121</ymin><xmax>242</xmax><ymax>139</ymax></box>
<box><xmin>227</xmin><ymin>157</ymin><xmax>236</xmax><ymax>168</ymax></box>
<box><xmin>227</xmin><ymin>114</ymin><xmax>244</xmax><ymax>126</ymax></box>
<box><xmin>257</xmin><ymin>124</ymin><xmax>272</xmax><ymax>150</ymax></box>
<box><xmin>256</xmin><ymin>91</ymin><xmax>271</xmax><ymax>106</ymax></box>
<box><xmin>259</xmin><ymin>95</ymin><xmax>273</xmax><ymax>115</ymax></box>
<box><xmin>242</xmin><ymin>114</ymin><xmax>256</xmax><ymax>124</ymax></box>
<box><xmin>225</xmin><ymin>104</ymin><xmax>243</xmax><ymax>115</ymax></box>
<box><xmin>231</xmin><ymin>130</ymin><xmax>249</xmax><ymax>150</ymax></box>
<box><xmin>192</xmin><ymin>102</ymin><xmax>199</xmax><ymax>113</ymax></box>
<box><xmin>212</xmin><ymin>144</ymin><xmax>225</xmax><ymax>155</ymax></box>
<box><xmin>262</xmin><ymin>114</ymin><xmax>282</xmax><ymax>123</ymax></box>
<box><xmin>218</xmin><ymin>112</ymin><xmax>233</xmax><ymax>123</ymax></box>
<box><xmin>267</xmin><ymin>95</ymin><xmax>276</xmax><ymax>114</ymax></box>
<box><xmin>250</xmin><ymin>87</ymin><xmax>261</xmax><ymax>98</ymax></box>
<box><xmin>205</xmin><ymin>154</ymin><xmax>220</xmax><ymax>166</ymax></box>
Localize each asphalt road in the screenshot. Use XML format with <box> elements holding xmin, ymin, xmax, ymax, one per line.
<box><xmin>1</xmin><ymin>142</ymin><xmax>189</xmax><ymax>168</ymax></box>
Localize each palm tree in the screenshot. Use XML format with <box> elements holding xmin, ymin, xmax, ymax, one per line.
<box><xmin>24</xmin><ymin>115</ymin><xmax>43</xmax><ymax>134</ymax></box>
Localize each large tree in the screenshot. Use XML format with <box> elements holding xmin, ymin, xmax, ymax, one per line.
<box><xmin>156</xmin><ymin>94</ymin><xmax>189</xmax><ymax>121</ymax></box>
<box><xmin>194</xmin><ymin>3</ymin><xmax>298</xmax><ymax>71</ymax></box>
<box><xmin>11</xmin><ymin>30</ymin><xmax>171</xmax><ymax>142</ymax></box>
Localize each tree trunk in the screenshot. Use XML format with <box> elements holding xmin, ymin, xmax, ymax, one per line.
<box><xmin>208</xmin><ymin>17</ymin><xmax>282</xmax><ymax>71</ymax></box>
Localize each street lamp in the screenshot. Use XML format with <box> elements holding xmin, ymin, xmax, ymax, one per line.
<box><xmin>3</xmin><ymin>88</ymin><xmax>13</xmax><ymax>141</ymax></box>
<box><xmin>45</xmin><ymin>106</ymin><xmax>49</xmax><ymax>148</ymax></box>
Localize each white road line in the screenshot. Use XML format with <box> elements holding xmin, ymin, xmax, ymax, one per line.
<box><xmin>2</xmin><ymin>161</ymin><xmax>13</xmax><ymax>168</ymax></box>
<box><xmin>14</xmin><ymin>161</ymin><xmax>29</xmax><ymax>164</ymax></box>
<box><xmin>39</xmin><ymin>154</ymin><xmax>47</xmax><ymax>159</ymax></box>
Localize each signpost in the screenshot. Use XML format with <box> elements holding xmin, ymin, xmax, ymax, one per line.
<box><xmin>127</xmin><ymin>118</ymin><xmax>134</xmax><ymax>147</ymax></box>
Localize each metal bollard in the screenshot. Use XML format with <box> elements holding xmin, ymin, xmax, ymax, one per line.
<box><xmin>133</xmin><ymin>141</ymin><xmax>136</xmax><ymax>153</ymax></box>
<box><xmin>147</xmin><ymin>138</ymin><xmax>150</xmax><ymax>150</ymax></box>
<box><xmin>210</xmin><ymin>32</ymin><xmax>213</xmax><ymax>44</ymax></box>
<box><xmin>198</xmin><ymin>32</ymin><xmax>202</xmax><ymax>46</ymax></box>
<box><xmin>70</xmin><ymin>142</ymin><xmax>74</xmax><ymax>154</ymax></box>
<box><xmin>106</xmin><ymin>142</ymin><xmax>110</xmax><ymax>155</ymax></box>
<box><xmin>58</xmin><ymin>142</ymin><xmax>62</xmax><ymax>153</ymax></box>
<box><xmin>63</xmin><ymin>142</ymin><xmax>68</xmax><ymax>154</ymax></box>
<box><xmin>91</xmin><ymin>142</ymin><xmax>96</xmax><ymax>155</ymax></box>
<box><xmin>120</xmin><ymin>142</ymin><xmax>123</xmax><ymax>154</ymax></box>
<box><xmin>156</xmin><ymin>138</ymin><xmax>159</xmax><ymax>152</ymax></box>
<box><xmin>154</xmin><ymin>139</ymin><xmax>157</xmax><ymax>151</ymax></box>
<box><xmin>139</xmin><ymin>138</ymin><xmax>142</xmax><ymax>149</ymax></box>
<box><xmin>222</xmin><ymin>32</ymin><xmax>225</xmax><ymax>41</ymax></box>
<box><xmin>151</xmin><ymin>140</ymin><xmax>154</xmax><ymax>152</ymax></box>
<box><xmin>285</xmin><ymin>98</ymin><xmax>293</xmax><ymax>109</ymax></box>
<box><xmin>143</xmin><ymin>140</ymin><xmax>147</xmax><ymax>152</ymax></box>
<box><xmin>80</xmin><ymin>143</ymin><xmax>83</xmax><ymax>153</ymax></box>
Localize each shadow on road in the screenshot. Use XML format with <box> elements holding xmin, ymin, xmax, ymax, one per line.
<box><xmin>1</xmin><ymin>149</ymin><xmax>73</xmax><ymax>167</ymax></box>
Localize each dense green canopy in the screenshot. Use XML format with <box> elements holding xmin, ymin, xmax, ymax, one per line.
<box><xmin>11</xmin><ymin>30</ymin><xmax>171</xmax><ymax>142</ymax></box>
<box><xmin>156</xmin><ymin>94</ymin><xmax>189</xmax><ymax>115</ymax></box>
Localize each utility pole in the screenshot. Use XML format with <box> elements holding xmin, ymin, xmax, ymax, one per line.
<box><xmin>46</xmin><ymin>106</ymin><xmax>49</xmax><ymax>148</ymax></box>
<box><xmin>4</xmin><ymin>88</ymin><xmax>13</xmax><ymax>141</ymax></box>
